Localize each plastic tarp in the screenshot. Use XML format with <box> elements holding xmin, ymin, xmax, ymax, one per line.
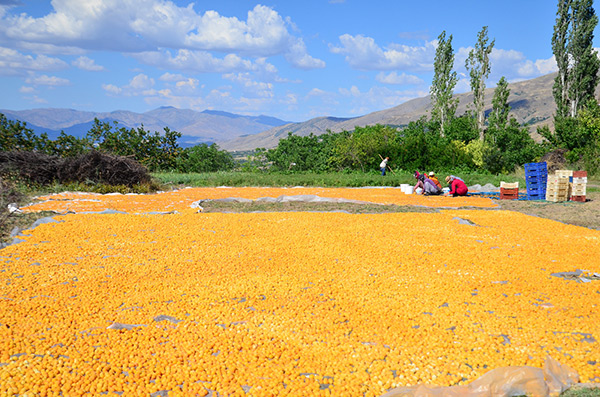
<box><xmin>381</xmin><ymin>356</ymin><xmax>579</xmax><ymax>397</ymax></box>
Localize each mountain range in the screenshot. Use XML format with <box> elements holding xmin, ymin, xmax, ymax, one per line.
<box><xmin>1</xmin><ymin>72</ymin><xmax>579</xmax><ymax>152</ymax></box>
<box><xmin>0</xmin><ymin>106</ymin><xmax>290</xmax><ymax>148</ymax></box>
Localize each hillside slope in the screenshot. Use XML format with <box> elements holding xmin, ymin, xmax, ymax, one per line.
<box><xmin>220</xmin><ymin>73</ymin><xmax>559</xmax><ymax>151</ymax></box>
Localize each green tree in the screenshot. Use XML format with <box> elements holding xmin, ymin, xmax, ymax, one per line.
<box><xmin>552</xmin><ymin>0</ymin><xmax>572</xmax><ymax>119</ymax></box>
<box><xmin>576</xmin><ymin>99</ymin><xmax>600</xmax><ymax>173</ymax></box>
<box><xmin>552</xmin><ymin>0</ymin><xmax>599</xmax><ymax>119</ymax></box>
<box><xmin>465</xmin><ymin>26</ymin><xmax>495</xmax><ymax>140</ymax></box>
<box><xmin>51</xmin><ymin>132</ymin><xmax>89</xmax><ymax>157</ymax></box>
<box><xmin>395</xmin><ymin>117</ymin><xmax>475</xmax><ymax>172</ymax></box>
<box><xmin>176</xmin><ymin>143</ymin><xmax>235</xmax><ymax>172</ymax></box>
<box><xmin>487</xmin><ymin>77</ymin><xmax>511</xmax><ymax>133</ymax></box>
<box><xmin>484</xmin><ymin>118</ymin><xmax>540</xmax><ymax>173</ymax></box>
<box><xmin>330</xmin><ymin>125</ymin><xmax>399</xmax><ymax>172</ymax></box>
<box><xmin>485</xmin><ymin>77</ymin><xmax>541</xmax><ymax>173</ymax></box>
<box><xmin>568</xmin><ymin>0</ymin><xmax>600</xmax><ymax>117</ymax></box>
<box><xmin>0</xmin><ymin>114</ymin><xmax>49</xmax><ymax>152</ymax></box>
<box><xmin>430</xmin><ymin>31</ymin><xmax>458</xmax><ymax>137</ymax></box>
<box><xmin>267</xmin><ymin>132</ymin><xmax>335</xmax><ymax>172</ymax></box>
<box><xmin>85</xmin><ymin>118</ymin><xmax>182</xmax><ymax>171</ymax></box>
<box><xmin>445</xmin><ymin>113</ymin><xmax>478</xmax><ymax>143</ymax></box>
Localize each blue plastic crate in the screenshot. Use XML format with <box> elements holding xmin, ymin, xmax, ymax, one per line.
<box><xmin>527</xmin><ymin>189</ymin><xmax>546</xmax><ymax>196</ymax></box>
<box><xmin>524</xmin><ymin>162</ymin><xmax>547</xmax><ymax>172</ymax></box>
<box><xmin>525</xmin><ymin>170</ymin><xmax>548</xmax><ymax>178</ymax></box>
<box><xmin>526</xmin><ymin>180</ymin><xmax>546</xmax><ymax>190</ymax></box>
<box><xmin>525</xmin><ymin>171</ymin><xmax>548</xmax><ymax>179</ymax></box>
<box><xmin>526</xmin><ymin>192</ymin><xmax>546</xmax><ymax>200</ymax></box>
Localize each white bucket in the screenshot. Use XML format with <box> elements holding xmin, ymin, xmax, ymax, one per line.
<box><xmin>400</xmin><ymin>184</ymin><xmax>409</xmax><ymax>193</ymax></box>
<box><xmin>405</xmin><ymin>186</ymin><xmax>414</xmax><ymax>194</ymax></box>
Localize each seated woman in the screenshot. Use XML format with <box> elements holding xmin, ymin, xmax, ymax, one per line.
<box><xmin>428</xmin><ymin>171</ymin><xmax>442</xmax><ymax>189</ymax></box>
<box><xmin>413</xmin><ymin>171</ymin><xmax>442</xmax><ymax>195</ymax></box>
<box><xmin>445</xmin><ymin>175</ymin><xmax>468</xmax><ymax>196</ymax></box>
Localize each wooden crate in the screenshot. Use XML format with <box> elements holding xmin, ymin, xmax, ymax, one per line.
<box><xmin>547</xmin><ymin>175</ymin><xmax>569</xmax><ymax>185</ymax></box>
<box><xmin>546</xmin><ymin>195</ymin><xmax>568</xmax><ymax>202</ymax></box>
<box><xmin>571</xmin><ymin>185</ymin><xmax>587</xmax><ymax>196</ymax></box>
<box><xmin>555</xmin><ymin>169</ymin><xmax>573</xmax><ymax>178</ymax></box>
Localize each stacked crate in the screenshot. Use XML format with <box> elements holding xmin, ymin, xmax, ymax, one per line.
<box><xmin>546</xmin><ymin>170</ymin><xmax>571</xmax><ymax>202</ymax></box>
<box><xmin>571</xmin><ymin>170</ymin><xmax>587</xmax><ymax>202</ymax></box>
<box><xmin>499</xmin><ymin>181</ymin><xmax>519</xmax><ymax>200</ymax></box>
<box><xmin>524</xmin><ymin>162</ymin><xmax>547</xmax><ymax>200</ymax></box>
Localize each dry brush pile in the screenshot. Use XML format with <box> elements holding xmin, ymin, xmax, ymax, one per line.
<box><xmin>0</xmin><ymin>151</ymin><xmax>152</xmax><ymax>187</ymax></box>
<box><xmin>0</xmin><ymin>189</ymin><xmax>598</xmax><ymax>396</ymax></box>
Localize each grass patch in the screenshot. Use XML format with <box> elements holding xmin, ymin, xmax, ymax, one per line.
<box><xmin>152</xmin><ymin>171</ymin><xmax>527</xmax><ymax>188</ymax></box>
<box><xmin>199</xmin><ymin>200</ymin><xmax>439</xmax><ymax>214</ymax></box>
<box><xmin>561</xmin><ymin>388</ymin><xmax>600</xmax><ymax>396</ymax></box>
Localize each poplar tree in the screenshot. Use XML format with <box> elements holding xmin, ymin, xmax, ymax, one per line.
<box><xmin>552</xmin><ymin>0</ymin><xmax>571</xmax><ymax>119</ymax></box>
<box><xmin>569</xmin><ymin>0</ymin><xmax>600</xmax><ymax>117</ymax></box>
<box><xmin>465</xmin><ymin>26</ymin><xmax>495</xmax><ymax>141</ymax></box>
<box><xmin>487</xmin><ymin>76</ymin><xmax>511</xmax><ymax>137</ymax></box>
<box><xmin>430</xmin><ymin>31</ymin><xmax>458</xmax><ymax>137</ymax></box>
<box><xmin>552</xmin><ymin>0</ymin><xmax>599</xmax><ymax>119</ymax></box>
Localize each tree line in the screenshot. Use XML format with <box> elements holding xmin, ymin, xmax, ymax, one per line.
<box><xmin>0</xmin><ymin>116</ymin><xmax>235</xmax><ymax>173</ymax></box>
<box><xmin>2</xmin><ymin>0</ymin><xmax>600</xmax><ymax>176</ymax></box>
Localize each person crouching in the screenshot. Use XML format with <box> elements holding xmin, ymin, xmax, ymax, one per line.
<box><xmin>445</xmin><ymin>175</ymin><xmax>468</xmax><ymax>196</ymax></box>
<box><xmin>414</xmin><ymin>171</ymin><xmax>442</xmax><ymax>196</ymax></box>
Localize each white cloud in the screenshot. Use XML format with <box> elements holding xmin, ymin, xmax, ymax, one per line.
<box><xmin>330</xmin><ymin>34</ymin><xmax>436</xmax><ymax>71</ymax></box>
<box><xmin>25</xmin><ymin>74</ymin><xmax>70</xmax><ymax>86</ymax></box>
<box><xmin>223</xmin><ymin>72</ymin><xmax>273</xmax><ymax>98</ymax></box>
<box><xmin>128</xmin><ymin>73</ymin><xmax>154</xmax><ymax>90</ymax></box>
<box><xmin>159</xmin><ymin>72</ymin><xmax>187</xmax><ymax>82</ymax></box>
<box><xmin>0</xmin><ymin>1</ymin><xmax>323</xmax><ymax>69</ymax></box>
<box><xmin>0</xmin><ymin>46</ymin><xmax>67</xmax><ymax>75</ymax></box>
<box><xmin>285</xmin><ymin>38</ymin><xmax>325</xmax><ymax>69</ymax></box>
<box><xmin>338</xmin><ymin>85</ymin><xmax>428</xmax><ymax>115</ymax></box>
<box><xmin>132</xmin><ymin>49</ymin><xmax>254</xmax><ymax>73</ymax></box>
<box><xmin>489</xmin><ymin>49</ymin><xmax>557</xmax><ymax>81</ymax></box>
<box><xmin>19</xmin><ymin>86</ymin><xmax>34</xmax><ymax>93</ymax></box>
<box><xmin>102</xmin><ymin>83</ymin><xmax>121</xmax><ymax>95</ymax></box>
<box><xmin>102</xmin><ymin>73</ymin><xmax>155</xmax><ymax>96</ymax></box>
<box><xmin>29</xmin><ymin>95</ymin><xmax>48</xmax><ymax>104</ymax></box>
<box><xmin>376</xmin><ymin>72</ymin><xmax>423</xmax><ymax>85</ymax></box>
<box><xmin>307</xmin><ymin>88</ymin><xmax>328</xmax><ymax>97</ymax></box>
<box><xmin>72</xmin><ymin>56</ymin><xmax>104</xmax><ymax>71</ymax></box>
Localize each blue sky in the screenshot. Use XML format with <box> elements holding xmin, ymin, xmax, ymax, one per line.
<box><xmin>0</xmin><ymin>0</ymin><xmax>575</xmax><ymax>122</ymax></box>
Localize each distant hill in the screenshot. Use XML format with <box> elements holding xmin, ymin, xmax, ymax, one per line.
<box><xmin>0</xmin><ymin>106</ymin><xmax>290</xmax><ymax>148</ymax></box>
<box><xmin>219</xmin><ymin>72</ymin><xmax>566</xmax><ymax>151</ymax></box>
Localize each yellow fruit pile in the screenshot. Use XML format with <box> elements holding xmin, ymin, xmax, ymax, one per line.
<box><xmin>1</xmin><ymin>190</ymin><xmax>598</xmax><ymax>396</ymax></box>
<box><xmin>23</xmin><ymin>187</ymin><xmax>497</xmax><ymax>213</ymax></box>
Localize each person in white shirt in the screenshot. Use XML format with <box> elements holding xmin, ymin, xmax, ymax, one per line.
<box><xmin>380</xmin><ymin>157</ymin><xmax>389</xmax><ymax>176</ymax></box>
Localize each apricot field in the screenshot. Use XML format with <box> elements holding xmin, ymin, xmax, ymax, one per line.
<box><xmin>1</xmin><ymin>188</ymin><xmax>598</xmax><ymax>396</ymax></box>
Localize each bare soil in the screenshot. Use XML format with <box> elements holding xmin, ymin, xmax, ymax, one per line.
<box><xmin>492</xmin><ymin>191</ymin><xmax>600</xmax><ymax>230</ymax></box>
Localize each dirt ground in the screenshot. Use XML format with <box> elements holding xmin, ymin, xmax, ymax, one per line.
<box><xmin>492</xmin><ymin>191</ymin><xmax>600</xmax><ymax>230</ymax></box>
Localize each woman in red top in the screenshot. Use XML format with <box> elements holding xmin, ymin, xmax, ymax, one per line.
<box><xmin>445</xmin><ymin>175</ymin><xmax>468</xmax><ymax>196</ymax></box>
